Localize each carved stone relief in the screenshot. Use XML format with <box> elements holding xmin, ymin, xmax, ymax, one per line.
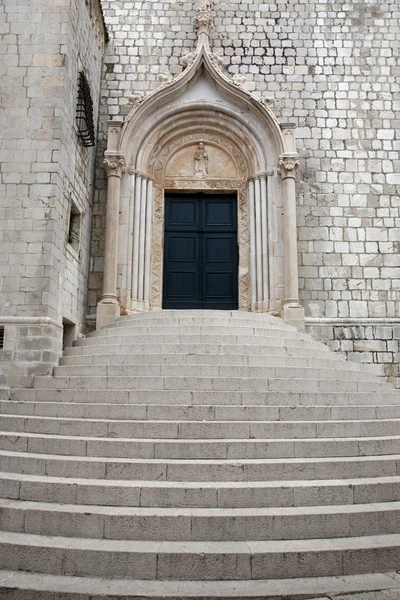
<box><xmin>164</xmin><ymin>142</ymin><xmax>238</xmax><ymax>180</ymax></box>
<box><xmin>194</xmin><ymin>142</ymin><xmax>209</xmax><ymax>178</ymax></box>
<box><xmin>149</xmin><ymin>132</ymin><xmax>249</xmax><ymax>311</ymax></box>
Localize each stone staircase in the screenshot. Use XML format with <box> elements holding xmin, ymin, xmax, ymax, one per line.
<box><xmin>1</xmin><ymin>310</ymin><xmax>400</xmax><ymax>599</ymax></box>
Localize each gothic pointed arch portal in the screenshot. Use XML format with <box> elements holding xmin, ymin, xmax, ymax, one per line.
<box><xmin>97</xmin><ymin>2</ymin><xmax>305</xmax><ymax>330</ymax></box>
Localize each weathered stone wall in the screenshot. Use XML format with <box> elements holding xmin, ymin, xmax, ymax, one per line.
<box><xmin>306</xmin><ymin>321</ymin><xmax>400</xmax><ymax>385</ymax></box>
<box><xmin>0</xmin><ymin>0</ymin><xmax>106</xmax><ymax>391</ymax></box>
<box><xmin>89</xmin><ymin>0</ymin><xmax>399</xmax><ymax>383</ymax></box>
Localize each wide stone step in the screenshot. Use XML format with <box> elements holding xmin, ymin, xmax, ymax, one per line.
<box><xmin>32</xmin><ymin>375</ymin><xmax>391</xmax><ymax>394</ymax></box>
<box><xmin>4</xmin><ymin>309</ymin><xmax>400</xmax><ymax>592</ymax></box>
<box><xmin>3</xmin><ymin>471</ymin><xmax>400</xmax><ymax>507</ymax></box>
<box><xmin>59</xmin><ymin>354</ymin><xmax>352</xmax><ymax>370</ymax></box>
<box><xmin>74</xmin><ymin>334</ymin><xmax>331</xmax><ymax>349</ymax></box>
<box><xmin>93</xmin><ymin>322</ymin><xmax>300</xmax><ymax>336</ymax></box>
<box><xmin>59</xmin><ymin>352</ymin><xmax>352</xmax><ymax>369</ymax></box>
<box><xmin>12</xmin><ymin>388</ymin><xmax>400</xmax><ymax>406</ymax></box>
<box><xmin>2</xmin><ymin>498</ymin><xmax>400</xmax><ymax>541</ymax></box>
<box><xmin>2</xmin><ymin>415</ymin><xmax>400</xmax><ymax>440</ymax></box>
<box><xmin>86</xmin><ymin>325</ymin><xmax>309</xmax><ymax>340</ymax></box>
<box><xmin>106</xmin><ymin>310</ymin><xmax>298</xmax><ymax>326</ymax></box>
<box><xmin>3</xmin><ymin>428</ymin><xmax>400</xmax><ymax>458</ymax></box>
<box><xmin>4</xmin><ymin>401</ymin><xmax>400</xmax><ymax>421</ymax></box>
<box><xmin>2</xmin><ymin>530</ymin><xmax>400</xmax><ymax>579</ymax></box>
<box><xmin>52</xmin><ymin>364</ymin><xmax>379</xmax><ymax>383</ymax></box>
<box><xmin>2</xmin><ymin>450</ymin><xmax>398</xmax><ymax>480</ymax></box>
<box><xmin>115</xmin><ymin>309</ymin><xmax>293</xmax><ymax>321</ymax></box>
<box><xmin>1</xmin><ymin>569</ymin><xmax>399</xmax><ymax>600</ymax></box>
<box><xmin>63</xmin><ymin>342</ymin><xmax>332</xmax><ymax>358</ymax></box>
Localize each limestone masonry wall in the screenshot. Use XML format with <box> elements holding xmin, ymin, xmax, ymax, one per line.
<box><xmin>89</xmin><ymin>0</ymin><xmax>400</xmax><ymax>383</ymax></box>
<box><xmin>0</xmin><ymin>0</ymin><xmax>106</xmax><ymax>390</ymax></box>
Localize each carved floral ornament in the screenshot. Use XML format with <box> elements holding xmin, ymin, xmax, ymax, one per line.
<box><xmin>103</xmin><ymin>155</ymin><xmax>126</xmax><ymax>178</ymax></box>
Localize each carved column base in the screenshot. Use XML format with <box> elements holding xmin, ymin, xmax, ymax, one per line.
<box><xmin>282</xmin><ymin>302</ymin><xmax>305</xmax><ymax>331</ymax></box>
<box><xmin>130</xmin><ymin>299</ymin><xmax>149</xmax><ymax>312</ymax></box>
<box><xmin>252</xmin><ymin>300</ymin><xmax>270</xmax><ymax>313</ymax></box>
<box><xmin>96</xmin><ymin>299</ymin><xmax>121</xmax><ymax>331</ymax></box>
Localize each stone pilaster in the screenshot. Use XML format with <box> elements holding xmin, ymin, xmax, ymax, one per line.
<box><xmin>278</xmin><ymin>154</ymin><xmax>305</xmax><ymax>330</ymax></box>
<box><xmin>96</xmin><ymin>153</ymin><xmax>125</xmax><ymax>330</ymax></box>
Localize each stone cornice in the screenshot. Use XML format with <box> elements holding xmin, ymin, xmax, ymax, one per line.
<box><xmin>0</xmin><ymin>317</ymin><xmax>63</xmax><ymax>330</ymax></box>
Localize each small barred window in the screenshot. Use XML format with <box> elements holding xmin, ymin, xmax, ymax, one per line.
<box><xmin>76</xmin><ymin>71</ymin><xmax>95</xmax><ymax>147</ymax></box>
<box><xmin>0</xmin><ymin>328</ymin><xmax>4</xmax><ymax>349</ymax></box>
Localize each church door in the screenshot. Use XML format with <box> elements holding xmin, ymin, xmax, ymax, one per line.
<box><xmin>163</xmin><ymin>193</ymin><xmax>238</xmax><ymax>309</ymax></box>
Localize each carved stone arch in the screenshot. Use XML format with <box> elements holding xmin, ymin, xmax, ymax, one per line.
<box><xmin>97</xmin><ymin>2</ymin><xmax>304</xmax><ymax>330</ymax></box>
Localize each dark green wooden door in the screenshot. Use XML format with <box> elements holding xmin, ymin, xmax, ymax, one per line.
<box><xmin>163</xmin><ymin>193</ymin><xmax>238</xmax><ymax>309</ymax></box>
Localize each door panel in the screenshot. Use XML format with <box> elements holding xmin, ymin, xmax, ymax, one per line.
<box><xmin>202</xmin><ymin>233</ymin><xmax>238</xmax><ymax>309</ymax></box>
<box><xmin>163</xmin><ymin>194</ymin><xmax>238</xmax><ymax>310</ymax></box>
<box><xmin>168</xmin><ymin>199</ymin><xmax>198</xmax><ymax>229</ymax></box>
<box><xmin>163</xmin><ymin>233</ymin><xmax>201</xmax><ymax>308</ymax></box>
<box><xmin>204</xmin><ymin>236</ymin><xmax>233</xmax><ymax>263</ymax></box>
<box><xmin>204</xmin><ymin>200</ymin><xmax>234</xmax><ymax>228</ymax></box>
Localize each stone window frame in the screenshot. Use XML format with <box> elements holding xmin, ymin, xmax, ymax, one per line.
<box><xmin>67</xmin><ymin>198</ymin><xmax>82</xmax><ymax>258</ymax></box>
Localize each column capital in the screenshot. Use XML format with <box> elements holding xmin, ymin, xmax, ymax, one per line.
<box><xmin>277</xmin><ymin>154</ymin><xmax>299</xmax><ymax>180</ymax></box>
<box><xmin>104</xmin><ymin>155</ymin><xmax>126</xmax><ymax>179</ymax></box>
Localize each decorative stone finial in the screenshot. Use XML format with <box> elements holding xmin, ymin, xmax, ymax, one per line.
<box><xmin>210</xmin><ymin>51</ymin><xmax>226</xmax><ymax>72</ymax></box>
<box><xmin>232</xmin><ymin>73</ymin><xmax>247</xmax><ymax>87</ymax></box>
<box><xmin>158</xmin><ymin>72</ymin><xmax>174</xmax><ymax>85</ymax></box>
<box><xmin>128</xmin><ymin>90</ymin><xmax>146</xmax><ymax>107</ymax></box>
<box><xmin>260</xmin><ymin>94</ymin><xmax>275</xmax><ymax>108</ymax></box>
<box><xmin>181</xmin><ymin>51</ymin><xmax>197</xmax><ymax>68</ymax></box>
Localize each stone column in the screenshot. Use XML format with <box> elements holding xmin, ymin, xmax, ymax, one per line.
<box><xmin>96</xmin><ymin>153</ymin><xmax>125</xmax><ymax>330</ymax></box>
<box><xmin>249</xmin><ymin>174</ymin><xmax>270</xmax><ymax>312</ymax></box>
<box><xmin>143</xmin><ymin>179</ymin><xmax>153</xmax><ymax>311</ymax></box>
<box><xmin>130</xmin><ymin>174</ymin><xmax>154</xmax><ymax>312</ymax></box>
<box><xmin>278</xmin><ymin>154</ymin><xmax>305</xmax><ymax>330</ymax></box>
<box><xmin>248</xmin><ymin>180</ymin><xmax>257</xmax><ymax>309</ymax></box>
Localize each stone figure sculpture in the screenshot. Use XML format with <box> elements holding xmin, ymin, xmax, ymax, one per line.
<box><xmin>194</xmin><ymin>142</ymin><xmax>209</xmax><ymax>178</ymax></box>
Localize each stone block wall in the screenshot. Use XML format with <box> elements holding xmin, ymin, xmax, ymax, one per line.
<box><xmin>89</xmin><ymin>0</ymin><xmax>399</xmax><ymax>383</ymax></box>
<box><xmin>0</xmin><ymin>0</ymin><xmax>106</xmax><ymax>391</ymax></box>
<box><xmin>306</xmin><ymin>320</ymin><xmax>400</xmax><ymax>386</ymax></box>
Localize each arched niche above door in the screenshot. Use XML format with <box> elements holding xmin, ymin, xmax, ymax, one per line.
<box><xmin>164</xmin><ymin>142</ymin><xmax>238</xmax><ymax>181</ymax></box>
